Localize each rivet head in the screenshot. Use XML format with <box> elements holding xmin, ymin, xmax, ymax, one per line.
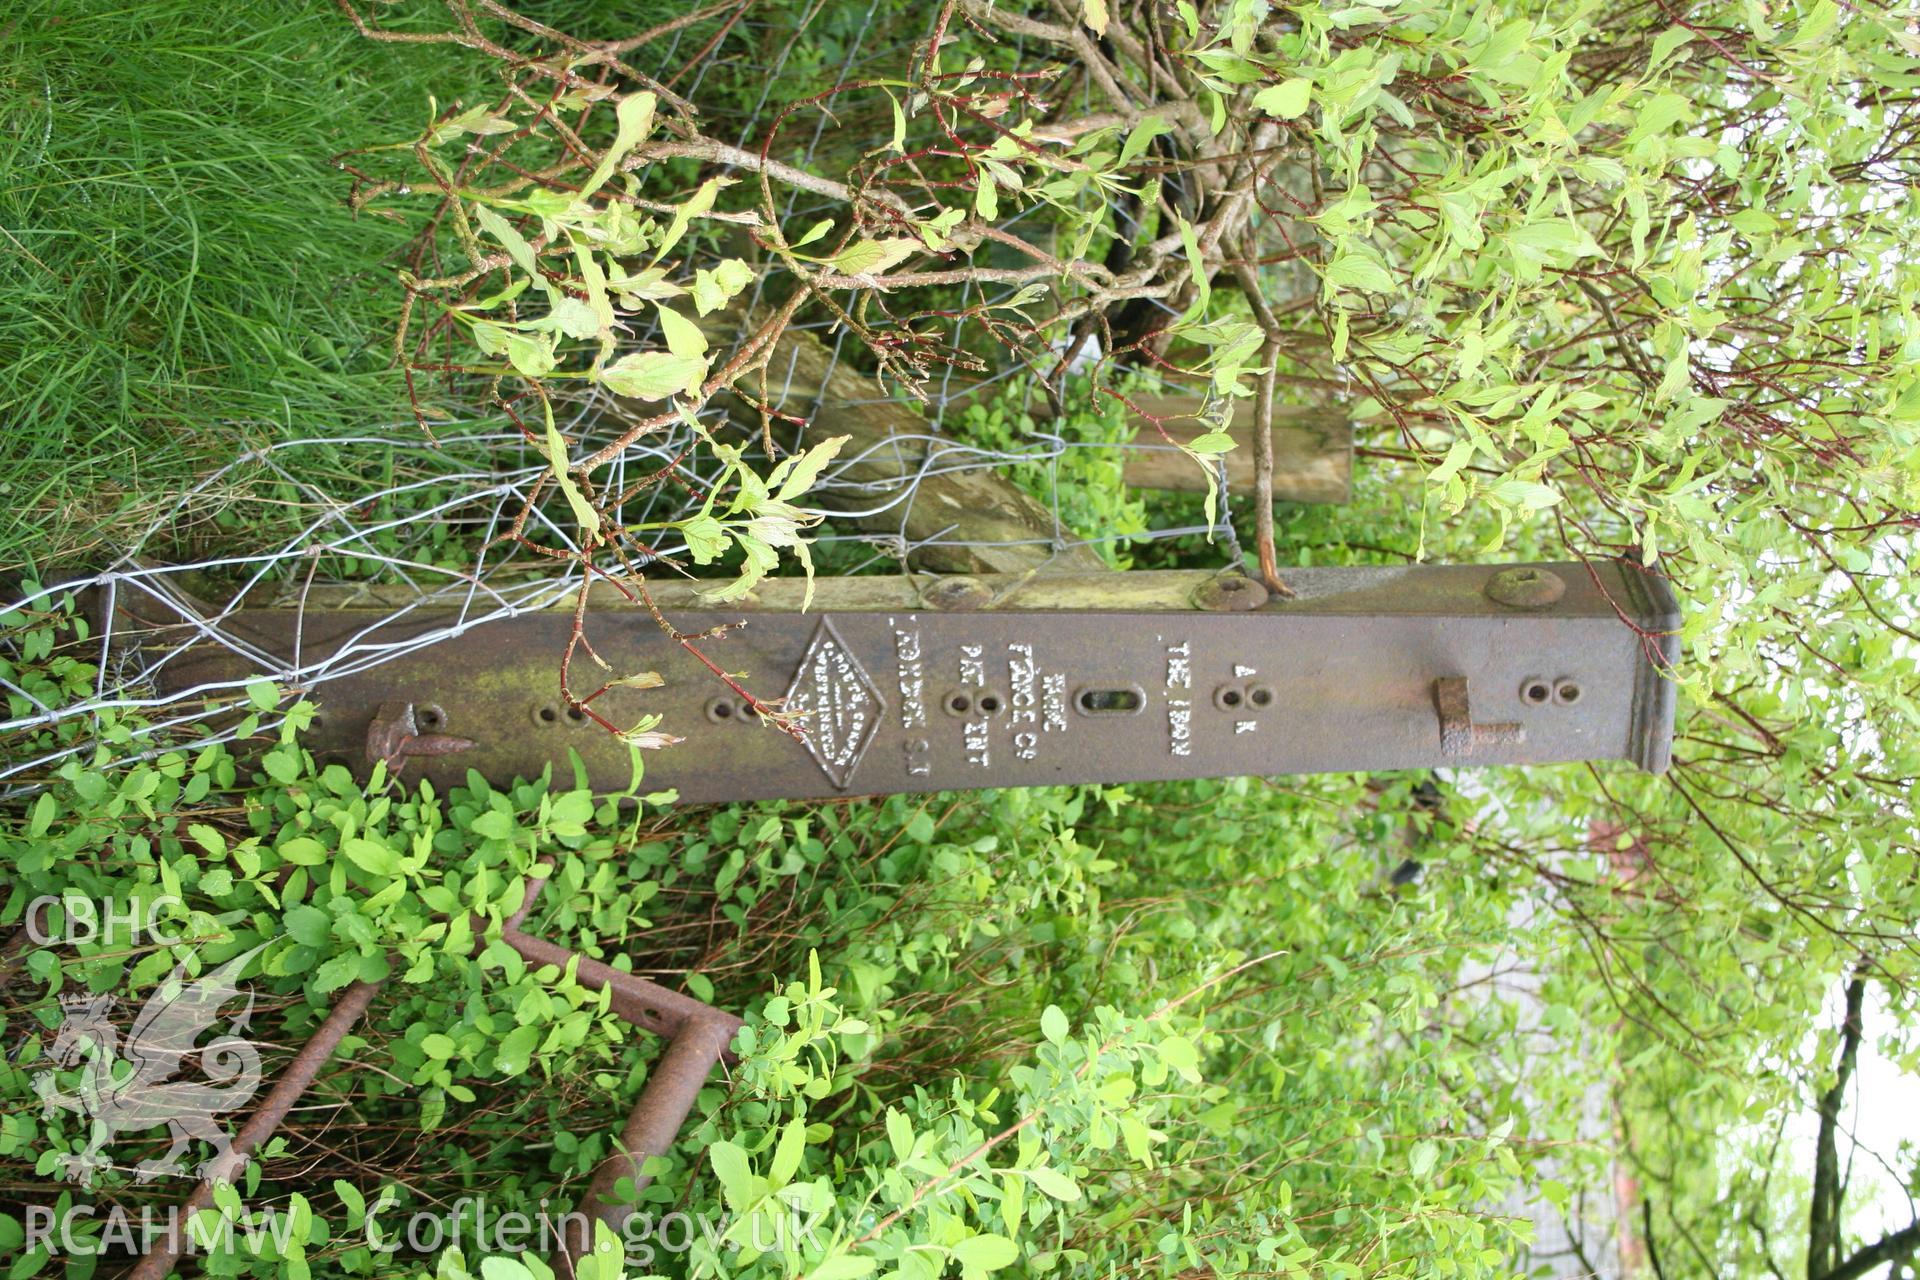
<box><xmin>1485</xmin><ymin>567</ymin><xmax>1566</xmax><ymax>609</ymax></box>
<box><xmin>1192</xmin><ymin>574</ymin><xmax>1270</xmax><ymax>612</ymax></box>
<box><xmin>925</xmin><ymin>575</ymin><xmax>993</xmax><ymax>611</ymax></box>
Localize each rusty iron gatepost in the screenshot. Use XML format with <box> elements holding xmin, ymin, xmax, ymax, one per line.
<box><xmin>107</xmin><ymin>562</ymin><xmax>1681</xmax><ymax>800</ymax></box>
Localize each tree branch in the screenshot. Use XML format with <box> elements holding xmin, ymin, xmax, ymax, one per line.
<box><xmin>1808</xmin><ymin>967</ymin><xmax>1870</xmax><ymax>1279</ymax></box>
<box><xmin>1814</xmin><ymin>1219</ymin><xmax>1920</xmax><ymax>1280</ymax></box>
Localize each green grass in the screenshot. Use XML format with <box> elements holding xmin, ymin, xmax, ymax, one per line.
<box><xmin>0</xmin><ymin>0</ymin><xmax>683</xmax><ymax>572</ymax></box>
<box><xmin>0</xmin><ymin>0</ymin><xmax>471</xmax><ymax>569</ymax></box>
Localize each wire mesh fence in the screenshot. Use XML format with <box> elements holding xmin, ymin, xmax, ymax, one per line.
<box><xmin>3</xmin><ymin>0</ymin><xmax>1348</xmax><ymax>790</ymax></box>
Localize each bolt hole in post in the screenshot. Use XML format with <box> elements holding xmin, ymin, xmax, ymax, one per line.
<box><xmin>536</xmin><ymin>705</ymin><xmax>560</xmax><ymax>725</ymax></box>
<box><xmin>1077</xmin><ymin>687</ymin><xmax>1145</xmax><ymax>715</ymax></box>
<box><xmin>1248</xmin><ymin>686</ymin><xmax>1273</xmax><ymax>708</ymax></box>
<box><xmin>565</xmin><ymin>707</ymin><xmax>587</xmax><ymax>725</ymax></box>
<box><xmin>945</xmin><ymin>692</ymin><xmax>972</xmax><ymax>716</ymax></box>
<box><xmin>978</xmin><ymin>694</ymin><xmax>1001</xmax><ymax>715</ymax></box>
<box><xmin>416</xmin><ymin>705</ymin><xmax>445</xmax><ymax>731</ymax></box>
<box><xmin>1521</xmin><ymin>679</ymin><xmax>1553</xmax><ymax>706</ymax></box>
<box><xmin>706</xmin><ymin>697</ymin><xmax>734</xmax><ymax>724</ymax></box>
<box><xmin>1554</xmin><ymin>679</ymin><xmax>1582</xmax><ymax>705</ymax></box>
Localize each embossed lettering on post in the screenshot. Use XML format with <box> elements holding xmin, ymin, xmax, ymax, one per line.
<box><xmin>786</xmin><ymin>621</ymin><xmax>886</xmax><ymax>789</ymax></box>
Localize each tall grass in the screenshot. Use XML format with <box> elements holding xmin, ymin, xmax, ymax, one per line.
<box><xmin>0</xmin><ymin>2</ymin><xmax>543</xmax><ymax>570</ymax></box>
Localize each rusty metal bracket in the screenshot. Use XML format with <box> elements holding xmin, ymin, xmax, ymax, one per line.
<box><xmin>1432</xmin><ymin>677</ymin><xmax>1524</xmax><ymax>757</ymax></box>
<box><xmin>123</xmin><ymin>869</ymin><xmax>741</xmax><ymax>1280</ymax></box>
<box><xmin>366</xmin><ymin>700</ymin><xmax>477</xmax><ymax>773</ymax></box>
<box><xmin>106</xmin><ymin>562</ymin><xmax>1681</xmax><ymax>799</ymax></box>
<box><xmin>498</xmin><ymin>871</ymin><xmax>744</xmax><ymax>1275</ymax></box>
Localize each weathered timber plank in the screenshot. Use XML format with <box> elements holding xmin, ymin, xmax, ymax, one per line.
<box><xmin>1120</xmin><ymin>394</ymin><xmax>1351</xmax><ymax>504</ymax></box>
<box><xmin>713</xmin><ymin>321</ymin><xmax>1109</xmax><ymax>576</ymax></box>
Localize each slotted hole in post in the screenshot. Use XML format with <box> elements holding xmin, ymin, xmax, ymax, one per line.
<box><xmin>1077</xmin><ymin>687</ymin><xmax>1143</xmax><ymax>715</ymax></box>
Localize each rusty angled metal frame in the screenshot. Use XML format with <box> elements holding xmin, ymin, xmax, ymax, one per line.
<box><xmin>111</xmin><ymin>865</ymin><xmax>741</xmax><ymax>1280</ymax></box>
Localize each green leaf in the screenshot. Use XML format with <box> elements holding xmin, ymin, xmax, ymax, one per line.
<box><xmin>792</xmin><ymin>217</ymin><xmax>834</xmax><ymax>248</ymax></box>
<box><xmin>707</xmin><ymin>1139</ymin><xmax>754</xmax><ymax>1210</ymax></box>
<box><xmin>1158</xmin><ymin>1034</ymin><xmax>1201</xmax><ymax>1082</ymax></box>
<box><xmin>827</xmin><ymin>237</ymin><xmax>922</xmax><ymax>278</ymax></box>
<box><xmin>1488</xmin><ymin>479</ymin><xmax>1564</xmax><ymax>510</ymax></box>
<box><xmin>1041</xmin><ymin>1004</ymin><xmax>1070</xmax><ymax>1045</ymax></box>
<box><xmin>1176</xmin><ymin>215</ymin><xmax>1209</xmax><ymax>308</ymax></box>
<box><xmin>691</xmin><ymin>258</ymin><xmax>756</xmax><ymax>315</ymax></box>
<box><xmin>246</xmin><ymin>679</ymin><xmax>278</xmax><ymax>712</ymax></box>
<box><xmin>580</xmin><ymin>90</ymin><xmax>657</xmax><ymax>198</ymax></box>
<box><xmin>495</xmin><ymin>1023</ymin><xmax>540</xmax><ymax>1077</ymax></box>
<box><xmin>473</xmin><ymin>320</ymin><xmax>559</xmax><ymax>379</ymax></box>
<box><xmin>1409</xmin><ymin>1139</ymin><xmax>1439</xmax><ymax>1178</ymax></box>
<box><xmin>768</xmin><ymin>434</ymin><xmax>850</xmax><ymax>503</ymax></box>
<box><xmin>333</xmin><ymin>1179</ymin><xmax>366</xmax><ymax>1227</ymax></box>
<box><xmin>975</xmin><ymin>173</ymin><xmax>999</xmax><ymax>221</ymax></box>
<box><xmin>429</xmin><ymin>104</ymin><xmax>517</xmax><ymax>146</ymax></box>
<box><xmin>598</xmin><ymin>349</ymin><xmax>709</xmax><ymax>401</ymax></box>
<box><xmin>887</xmin><ymin>1108</ymin><xmax>914</xmax><ymax>1161</ymax></box>
<box><xmin>953</xmin><ymin>1234</ymin><xmax>1020</xmax><ymax>1274</ymax></box>
<box><xmin>470</xmin><ymin>809</ymin><xmax>516</xmax><ymax>841</ymax></box>
<box><xmin>545</xmin><ymin>417</ymin><xmax>603</xmax><ymax>540</ymax></box>
<box><xmin>678</xmin><ymin>514</ymin><xmax>728</xmax><ymax>564</ymax></box>
<box><xmin>342</xmin><ymin>836</ymin><xmax>400</xmax><ymax>878</ymax></box>
<box><xmin>1647</xmin><ymin>25</ymin><xmax>1693</xmax><ymax>71</ymax></box>
<box><xmin>285</xmin><ymin>905</ymin><xmax>331</xmax><ymax>948</ymax></box>
<box><xmin>769</xmin><ymin>1116</ymin><xmax>806</xmax><ymax>1187</ymax></box>
<box><xmin>653</xmin><ymin>176</ymin><xmax>729</xmax><ymax>265</ymax></box>
<box><xmin>313</xmin><ymin>952</ymin><xmax>362</xmax><ymax>995</ymax></box>
<box><xmin>655</xmin><ymin>305</ymin><xmax>708</xmax><ymax>358</ymax></box>
<box><xmin>539</xmin><ymin>296</ymin><xmax>600</xmax><ymax>340</ymax></box>
<box><xmin>472</xmin><ymin>203</ymin><xmax>542</xmax><ymax>281</ymax></box>
<box><xmin>1322</xmin><ymin>250</ymin><xmax>1394</xmax><ymax>293</ymax></box>
<box><xmin>1506</xmin><ymin>219</ymin><xmax>1597</xmax><ymax>257</ymax></box>
<box><xmin>1252</xmin><ymin>78</ymin><xmax>1312</xmax><ymax>119</ymax></box>
<box><xmin>805</xmin><ymin>1259</ymin><xmax>875</xmax><ymax>1280</ymax></box>
<box><xmin>1081</xmin><ymin>0</ymin><xmax>1109</xmax><ymax>36</ymax></box>
<box><xmin>482</xmin><ymin>1255</ymin><xmax>535</xmax><ymax>1280</ymax></box>
<box><xmin>1028</xmin><ymin>1166</ymin><xmax>1081</xmax><ymax>1201</ymax></box>
<box><xmin>279</xmin><ymin>837</ymin><xmax>328</xmax><ymax>866</ymax></box>
<box><xmin>1119</xmin><ymin>114</ymin><xmax>1172</xmax><ymax>167</ymax></box>
<box><xmin>262</xmin><ymin>746</ymin><xmax>300</xmax><ymax>784</ymax></box>
<box><xmin>886</xmin><ymin>89</ymin><xmax>908</xmax><ymax>154</ymax></box>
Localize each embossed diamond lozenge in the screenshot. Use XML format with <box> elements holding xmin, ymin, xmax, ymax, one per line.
<box><xmin>784</xmin><ymin>619</ymin><xmax>886</xmax><ymax>789</ymax></box>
